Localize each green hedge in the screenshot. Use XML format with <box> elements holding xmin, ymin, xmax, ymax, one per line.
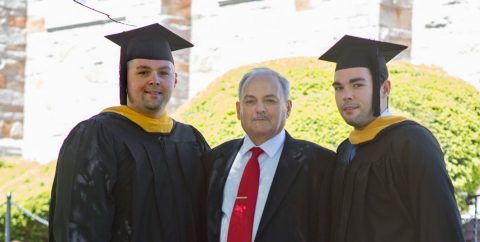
<box><xmin>0</xmin><ymin>158</ymin><xmax>54</xmax><ymax>241</ymax></box>
<box><xmin>174</xmin><ymin>57</ymin><xmax>480</xmax><ymax>211</ymax></box>
<box><xmin>0</xmin><ymin>192</ymin><xmax>50</xmax><ymax>241</ymax></box>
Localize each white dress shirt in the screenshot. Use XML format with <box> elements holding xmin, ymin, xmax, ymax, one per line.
<box><xmin>220</xmin><ymin>130</ymin><xmax>286</xmax><ymax>242</ymax></box>
<box><xmin>381</xmin><ymin>107</ymin><xmax>391</xmax><ymax>116</ymax></box>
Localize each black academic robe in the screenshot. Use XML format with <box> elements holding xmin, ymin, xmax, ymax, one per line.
<box><xmin>204</xmin><ymin>132</ymin><xmax>335</xmax><ymax>242</ymax></box>
<box><xmin>48</xmin><ymin>112</ymin><xmax>209</xmax><ymax>242</ymax></box>
<box><xmin>331</xmin><ymin>120</ymin><xmax>465</xmax><ymax>242</ymax></box>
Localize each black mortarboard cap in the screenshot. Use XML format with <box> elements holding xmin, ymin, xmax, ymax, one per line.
<box><xmin>319</xmin><ymin>35</ymin><xmax>407</xmax><ymax>116</ymax></box>
<box><xmin>105</xmin><ymin>23</ymin><xmax>194</xmax><ymax>105</ymax></box>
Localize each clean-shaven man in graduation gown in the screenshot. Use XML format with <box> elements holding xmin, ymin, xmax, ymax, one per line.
<box><xmin>319</xmin><ymin>35</ymin><xmax>465</xmax><ymax>242</ymax></box>
<box><xmin>48</xmin><ymin>24</ymin><xmax>209</xmax><ymax>242</ymax></box>
<box><xmin>204</xmin><ymin>67</ymin><xmax>335</xmax><ymax>242</ymax></box>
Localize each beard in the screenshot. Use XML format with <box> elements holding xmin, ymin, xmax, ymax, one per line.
<box><xmin>143</xmin><ymin>95</ymin><xmax>168</xmax><ymax>112</ymax></box>
<box><xmin>126</xmin><ymin>92</ymin><xmax>170</xmax><ymax>117</ymax></box>
<box><xmin>342</xmin><ymin>111</ymin><xmax>375</xmax><ymax>130</ymax></box>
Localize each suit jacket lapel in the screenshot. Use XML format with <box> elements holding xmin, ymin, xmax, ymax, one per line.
<box><xmin>256</xmin><ymin>133</ymin><xmax>304</xmax><ymax>239</ymax></box>
<box><xmin>207</xmin><ymin>139</ymin><xmax>243</xmax><ymax>242</ymax></box>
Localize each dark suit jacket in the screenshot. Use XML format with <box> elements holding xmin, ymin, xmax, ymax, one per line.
<box><xmin>204</xmin><ymin>132</ymin><xmax>335</xmax><ymax>242</ymax></box>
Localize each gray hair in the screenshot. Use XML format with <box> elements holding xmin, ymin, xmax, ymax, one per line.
<box><xmin>238</xmin><ymin>67</ymin><xmax>291</xmax><ymax>102</ymax></box>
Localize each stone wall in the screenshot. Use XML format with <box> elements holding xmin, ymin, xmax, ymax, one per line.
<box><xmin>161</xmin><ymin>0</ymin><xmax>192</xmax><ymax>112</ymax></box>
<box><xmin>380</xmin><ymin>0</ymin><xmax>412</xmax><ymax>58</ymax></box>
<box><xmin>0</xmin><ymin>0</ymin><xmax>26</xmax><ymax>156</ymax></box>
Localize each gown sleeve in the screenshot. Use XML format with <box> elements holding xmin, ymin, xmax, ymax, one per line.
<box><xmin>190</xmin><ymin>124</ymin><xmax>210</xmax><ymax>152</ymax></box>
<box><xmin>49</xmin><ymin>119</ymin><xmax>118</xmax><ymax>242</ymax></box>
<box><xmin>396</xmin><ymin>125</ymin><xmax>464</xmax><ymax>242</ymax></box>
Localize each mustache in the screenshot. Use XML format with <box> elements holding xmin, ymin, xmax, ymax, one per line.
<box><xmin>253</xmin><ymin>114</ymin><xmax>269</xmax><ymax>121</ymax></box>
<box><xmin>342</xmin><ymin>102</ymin><xmax>359</xmax><ymax>109</ymax></box>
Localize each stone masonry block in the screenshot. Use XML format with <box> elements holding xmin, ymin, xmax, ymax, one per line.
<box><xmin>9</xmin><ymin>121</ymin><xmax>22</xmax><ymax>138</ymax></box>
<box><xmin>7</xmin><ymin>80</ymin><xmax>24</xmax><ymax>92</ymax></box>
<box><xmin>0</xmin><ymin>104</ymin><xmax>24</xmax><ymax>113</ymax></box>
<box><xmin>0</xmin><ymin>119</ymin><xmax>12</xmax><ymax>137</ymax></box>
<box><xmin>3</xmin><ymin>60</ymin><xmax>25</xmax><ymax>77</ymax></box>
<box><xmin>175</xmin><ymin>61</ymin><xmax>189</xmax><ymax>73</ymax></box>
<box><xmin>8</xmin><ymin>43</ymin><xmax>26</xmax><ymax>51</ymax></box>
<box><xmin>6</xmin><ymin>50</ymin><xmax>25</xmax><ymax>60</ymax></box>
<box><xmin>8</xmin><ymin>15</ymin><xmax>26</xmax><ymax>28</ymax></box>
<box><xmin>0</xmin><ymin>74</ymin><xmax>5</xmax><ymax>88</ymax></box>
<box><xmin>380</xmin><ymin>3</ymin><xmax>412</xmax><ymax>30</ymax></box>
<box><xmin>26</xmin><ymin>18</ymin><xmax>45</xmax><ymax>33</ymax></box>
<box><xmin>5</xmin><ymin>1</ymin><xmax>26</xmax><ymax>10</ymax></box>
<box><xmin>295</xmin><ymin>0</ymin><xmax>311</xmax><ymax>11</ymax></box>
<box><xmin>162</xmin><ymin>0</ymin><xmax>192</xmax><ymax>20</ymax></box>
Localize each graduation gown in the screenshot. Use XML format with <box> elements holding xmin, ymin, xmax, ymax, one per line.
<box><xmin>204</xmin><ymin>132</ymin><xmax>335</xmax><ymax>242</ymax></box>
<box><xmin>48</xmin><ymin>112</ymin><xmax>209</xmax><ymax>242</ymax></box>
<box><xmin>331</xmin><ymin>120</ymin><xmax>465</xmax><ymax>242</ymax></box>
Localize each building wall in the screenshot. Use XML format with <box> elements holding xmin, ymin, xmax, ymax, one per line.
<box><xmin>6</xmin><ymin>0</ymin><xmax>480</xmax><ymax>162</ymax></box>
<box><xmin>411</xmin><ymin>0</ymin><xmax>480</xmax><ymax>90</ymax></box>
<box><xmin>189</xmin><ymin>0</ymin><xmax>412</xmax><ymax>97</ymax></box>
<box><xmin>0</xmin><ymin>0</ymin><xmax>26</xmax><ymax>156</ymax></box>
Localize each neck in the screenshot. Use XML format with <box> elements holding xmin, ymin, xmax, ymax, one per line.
<box><xmin>250</xmin><ymin>137</ymin><xmax>268</xmax><ymax>146</ymax></box>
<box><xmin>354</xmin><ymin>106</ymin><xmax>389</xmax><ymax>130</ymax></box>
<box><xmin>143</xmin><ymin>109</ymin><xmax>166</xmax><ymax>119</ymax></box>
<box><xmin>249</xmin><ymin>130</ymin><xmax>283</xmax><ymax>146</ymax></box>
<box><xmin>353</xmin><ymin>116</ymin><xmax>377</xmax><ymax>130</ymax></box>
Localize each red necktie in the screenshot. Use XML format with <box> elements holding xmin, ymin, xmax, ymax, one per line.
<box><xmin>227</xmin><ymin>147</ymin><xmax>264</xmax><ymax>242</ymax></box>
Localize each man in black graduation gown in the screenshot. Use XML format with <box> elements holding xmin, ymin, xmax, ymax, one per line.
<box><xmin>48</xmin><ymin>23</ymin><xmax>209</xmax><ymax>242</ymax></box>
<box><xmin>319</xmin><ymin>35</ymin><xmax>465</xmax><ymax>242</ymax></box>
<box><xmin>204</xmin><ymin>67</ymin><xmax>335</xmax><ymax>242</ymax></box>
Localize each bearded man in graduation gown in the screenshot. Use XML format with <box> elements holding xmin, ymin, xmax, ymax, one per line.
<box><xmin>48</xmin><ymin>23</ymin><xmax>209</xmax><ymax>242</ymax></box>
<box><xmin>204</xmin><ymin>67</ymin><xmax>335</xmax><ymax>242</ymax></box>
<box><xmin>319</xmin><ymin>35</ymin><xmax>465</xmax><ymax>242</ymax></box>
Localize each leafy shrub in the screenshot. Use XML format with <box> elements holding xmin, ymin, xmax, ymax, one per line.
<box><xmin>0</xmin><ymin>192</ymin><xmax>50</xmax><ymax>242</ymax></box>
<box><xmin>0</xmin><ymin>159</ymin><xmax>55</xmax><ymax>241</ymax></box>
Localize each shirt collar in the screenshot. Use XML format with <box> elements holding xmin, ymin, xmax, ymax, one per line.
<box><xmin>241</xmin><ymin>130</ymin><xmax>286</xmax><ymax>158</ymax></box>
<box><xmin>380</xmin><ymin>107</ymin><xmax>391</xmax><ymax>117</ymax></box>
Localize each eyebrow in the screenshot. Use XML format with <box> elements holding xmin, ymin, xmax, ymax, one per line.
<box><xmin>332</xmin><ymin>77</ymin><xmax>367</xmax><ymax>86</ymax></box>
<box><xmin>243</xmin><ymin>94</ymin><xmax>278</xmax><ymax>99</ymax></box>
<box><xmin>136</xmin><ymin>65</ymin><xmax>172</xmax><ymax>71</ymax></box>
<box><xmin>264</xmin><ymin>94</ymin><xmax>279</xmax><ymax>99</ymax></box>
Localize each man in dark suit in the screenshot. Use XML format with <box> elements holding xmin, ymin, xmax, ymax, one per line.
<box><xmin>204</xmin><ymin>67</ymin><xmax>335</xmax><ymax>242</ymax></box>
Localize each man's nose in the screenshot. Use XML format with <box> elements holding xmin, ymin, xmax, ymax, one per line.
<box><xmin>149</xmin><ymin>74</ymin><xmax>161</xmax><ymax>85</ymax></box>
<box><xmin>255</xmin><ymin>101</ymin><xmax>267</xmax><ymax>112</ymax></box>
<box><xmin>342</xmin><ymin>88</ymin><xmax>353</xmax><ymax>100</ymax></box>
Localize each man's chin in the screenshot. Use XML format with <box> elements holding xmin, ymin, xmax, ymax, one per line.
<box><xmin>343</xmin><ymin>117</ymin><xmax>361</xmax><ymax>128</ymax></box>
<box><xmin>341</xmin><ymin>113</ymin><xmax>355</xmax><ymax>124</ymax></box>
<box><xmin>247</xmin><ymin>128</ymin><xmax>273</xmax><ymax>137</ymax></box>
<box><xmin>142</xmin><ymin>105</ymin><xmax>162</xmax><ymax>114</ymax></box>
